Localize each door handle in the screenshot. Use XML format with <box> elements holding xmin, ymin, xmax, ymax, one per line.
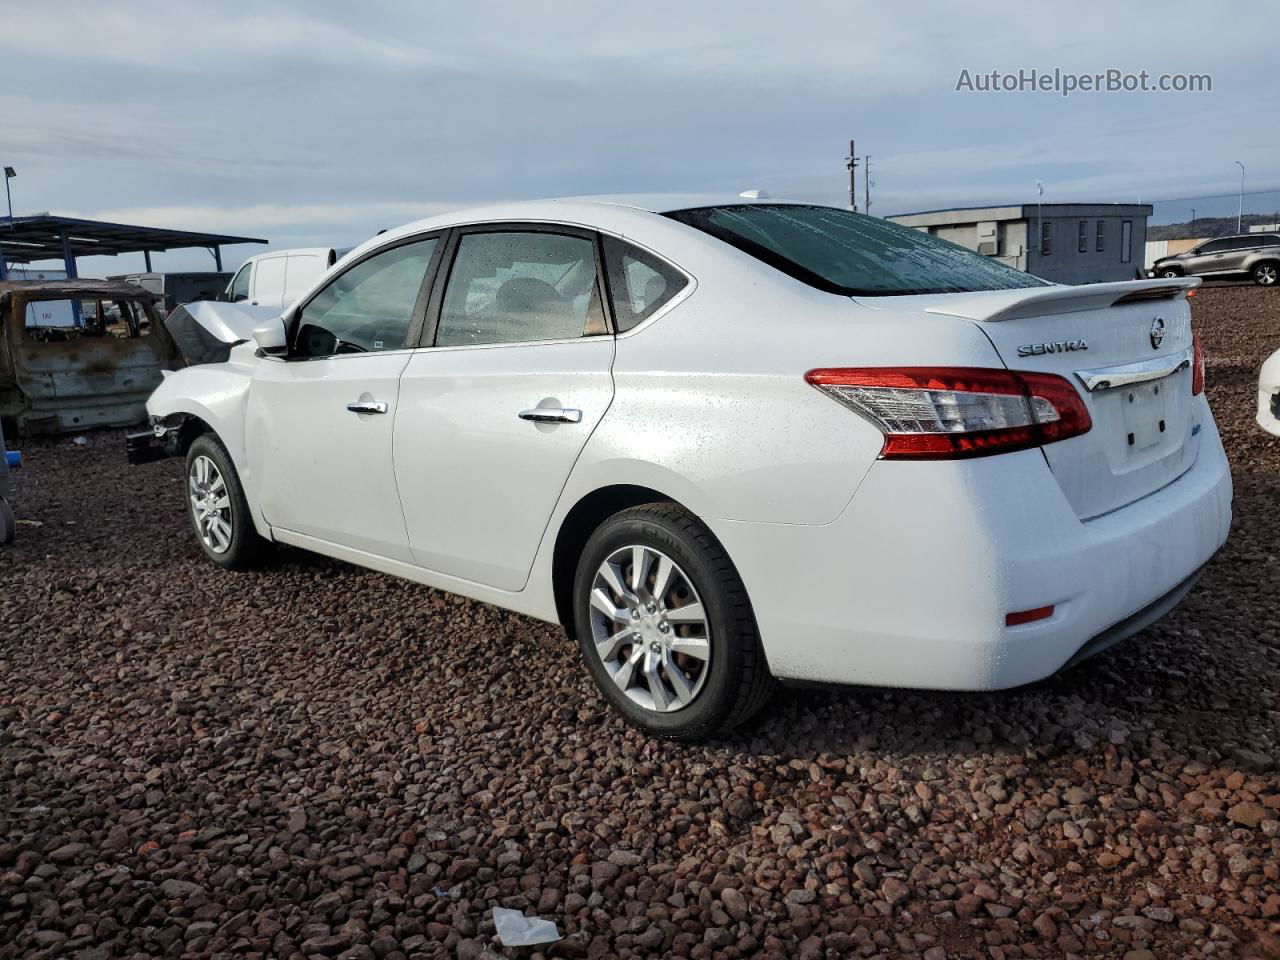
<box><xmin>347</xmin><ymin>401</ymin><xmax>388</xmax><ymax>415</ymax></box>
<box><xmin>519</xmin><ymin>407</ymin><xmax>582</xmax><ymax>424</ymax></box>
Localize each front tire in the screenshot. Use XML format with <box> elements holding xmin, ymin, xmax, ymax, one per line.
<box><xmin>1160</xmin><ymin>267</ymin><xmax>1183</xmax><ymax>279</ymax></box>
<box><xmin>184</xmin><ymin>435</ymin><xmax>263</xmax><ymax>569</ymax></box>
<box><xmin>1253</xmin><ymin>261</ymin><xmax>1278</xmax><ymax>286</ymax></box>
<box><xmin>572</xmin><ymin>503</ymin><xmax>774</xmax><ymax>741</ymax></box>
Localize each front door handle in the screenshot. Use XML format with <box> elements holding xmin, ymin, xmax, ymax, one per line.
<box><xmin>519</xmin><ymin>407</ymin><xmax>582</xmax><ymax>424</ymax></box>
<box><xmin>347</xmin><ymin>401</ymin><xmax>388</xmax><ymax>415</ymax></box>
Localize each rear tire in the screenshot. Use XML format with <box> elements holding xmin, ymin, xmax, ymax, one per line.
<box><xmin>572</xmin><ymin>502</ymin><xmax>774</xmax><ymax>741</ymax></box>
<box><xmin>184</xmin><ymin>435</ymin><xmax>263</xmax><ymax>569</ymax></box>
<box><xmin>0</xmin><ymin>499</ymin><xmax>14</xmax><ymax>545</ymax></box>
<box><xmin>1253</xmin><ymin>261</ymin><xmax>1278</xmax><ymax>287</ymax></box>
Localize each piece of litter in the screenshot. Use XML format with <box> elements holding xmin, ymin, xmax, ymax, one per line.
<box><xmin>492</xmin><ymin>907</ymin><xmax>561</xmax><ymax>947</ymax></box>
<box><xmin>16</xmin><ymin>519</ymin><xmax>42</xmax><ymax>527</ymax></box>
<box><xmin>431</xmin><ymin>884</ymin><xmax>450</xmax><ymax>897</ymax></box>
<box><xmin>71</xmin><ymin>436</ymin><xmax>88</xmax><ymax>446</ymax></box>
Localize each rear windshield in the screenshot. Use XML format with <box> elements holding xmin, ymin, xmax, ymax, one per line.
<box><xmin>665</xmin><ymin>204</ymin><xmax>1047</xmax><ymax>296</ymax></box>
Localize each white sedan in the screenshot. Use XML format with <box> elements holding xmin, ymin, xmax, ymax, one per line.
<box><xmin>1258</xmin><ymin>348</ymin><xmax>1280</xmax><ymax>436</ymax></box>
<box><xmin>140</xmin><ymin>196</ymin><xmax>1232</xmax><ymax>740</ymax></box>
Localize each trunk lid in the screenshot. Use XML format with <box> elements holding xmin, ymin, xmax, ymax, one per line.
<box><xmin>859</xmin><ymin>279</ymin><xmax>1203</xmax><ymax>520</ymax></box>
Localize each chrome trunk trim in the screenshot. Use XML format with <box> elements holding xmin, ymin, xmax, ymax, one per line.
<box><xmin>1074</xmin><ymin>346</ymin><xmax>1194</xmax><ymax>392</ymax></box>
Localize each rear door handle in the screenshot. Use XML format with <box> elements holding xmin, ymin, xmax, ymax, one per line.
<box><xmin>519</xmin><ymin>407</ymin><xmax>582</xmax><ymax>424</ymax></box>
<box><xmin>347</xmin><ymin>401</ymin><xmax>388</xmax><ymax>415</ymax></box>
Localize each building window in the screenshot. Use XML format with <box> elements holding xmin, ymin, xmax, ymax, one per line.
<box><xmin>1095</xmin><ymin>220</ymin><xmax>1105</xmax><ymax>252</ymax></box>
<box><xmin>1121</xmin><ymin>220</ymin><xmax>1133</xmax><ymax>264</ymax></box>
<box><xmin>1078</xmin><ymin>220</ymin><xmax>1087</xmax><ymax>253</ymax></box>
<box><xmin>1040</xmin><ymin>221</ymin><xmax>1052</xmax><ymax>256</ymax></box>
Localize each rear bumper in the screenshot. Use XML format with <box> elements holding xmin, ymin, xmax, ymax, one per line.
<box><xmin>707</xmin><ymin>411</ymin><xmax>1232</xmax><ymax>691</ymax></box>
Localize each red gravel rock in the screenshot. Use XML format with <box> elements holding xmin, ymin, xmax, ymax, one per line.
<box><xmin>1</xmin><ymin>283</ymin><xmax>1278</xmax><ymax>958</ymax></box>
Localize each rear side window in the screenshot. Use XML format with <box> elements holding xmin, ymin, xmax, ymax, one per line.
<box><xmin>602</xmin><ymin>237</ymin><xmax>688</xmax><ymax>332</ymax></box>
<box><xmin>435</xmin><ymin>231</ymin><xmax>606</xmax><ymax>347</ymax></box>
<box><xmin>666</xmin><ymin>204</ymin><xmax>1045</xmax><ymax>296</ymax></box>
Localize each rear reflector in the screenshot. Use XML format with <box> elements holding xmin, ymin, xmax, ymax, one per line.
<box><xmin>1006</xmin><ymin>605</ymin><xmax>1055</xmax><ymax>627</ymax></box>
<box><xmin>804</xmin><ymin>367</ymin><xmax>1092</xmax><ymax>459</ymax></box>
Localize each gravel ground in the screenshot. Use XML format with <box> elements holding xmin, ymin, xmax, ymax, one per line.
<box><xmin>2</xmin><ymin>283</ymin><xmax>1278</xmax><ymax>960</ymax></box>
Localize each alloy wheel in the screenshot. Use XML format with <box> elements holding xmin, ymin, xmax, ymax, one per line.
<box><xmin>189</xmin><ymin>454</ymin><xmax>233</xmax><ymax>554</ymax></box>
<box><xmin>1258</xmin><ymin>265</ymin><xmax>1278</xmax><ymax>286</ymax></box>
<box><xmin>587</xmin><ymin>545</ymin><xmax>711</xmax><ymax>712</ymax></box>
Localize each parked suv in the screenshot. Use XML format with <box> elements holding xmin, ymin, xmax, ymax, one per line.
<box><xmin>1150</xmin><ymin>234</ymin><xmax>1280</xmax><ymax>286</ymax></box>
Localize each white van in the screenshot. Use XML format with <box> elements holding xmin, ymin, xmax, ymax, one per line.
<box><xmin>223</xmin><ymin>248</ymin><xmax>346</xmax><ymax>309</ymax></box>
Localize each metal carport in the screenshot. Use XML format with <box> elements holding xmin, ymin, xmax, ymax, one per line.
<box><xmin>0</xmin><ymin>214</ymin><xmax>266</xmax><ymax>279</ymax></box>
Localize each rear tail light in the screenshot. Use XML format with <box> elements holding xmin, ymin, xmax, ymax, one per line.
<box><xmin>1192</xmin><ymin>331</ymin><xmax>1204</xmax><ymax>396</ymax></box>
<box><xmin>804</xmin><ymin>367</ymin><xmax>1092</xmax><ymax>460</ymax></box>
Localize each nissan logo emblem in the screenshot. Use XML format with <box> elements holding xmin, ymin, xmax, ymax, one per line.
<box><xmin>1150</xmin><ymin>317</ymin><xmax>1166</xmax><ymax>350</ymax></box>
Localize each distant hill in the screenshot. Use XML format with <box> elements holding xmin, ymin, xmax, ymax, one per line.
<box><xmin>1149</xmin><ymin>213</ymin><xmax>1279</xmax><ymax>241</ymax></box>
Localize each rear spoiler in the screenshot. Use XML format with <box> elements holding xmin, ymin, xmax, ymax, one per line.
<box><xmin>925</xmin><ymin>277</ymin><xmax>1200</xmax><ymax>324</ymax></box>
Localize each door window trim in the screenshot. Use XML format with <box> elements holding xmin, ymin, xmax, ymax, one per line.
<box><xmin>284</xmin><ymin>231</ymin><xmax>447</xmax><ymax>361</ymax></box>
<box><xmin>419</xmin><ymin>222</ymin><xmax>616</xmax><ymax>349</ymax></box>
<box><xmin>596</xmin><ymin>234</ymin><xmax>696</xmax><ymax>339</ymax></box>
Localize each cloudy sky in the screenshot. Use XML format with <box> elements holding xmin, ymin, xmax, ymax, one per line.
<box><xmin>3</xmin><ymin>0</ymin><xmax>1277</xmax><ymax>274</ymax></box>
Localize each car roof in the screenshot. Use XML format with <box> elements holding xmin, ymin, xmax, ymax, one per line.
<box><xmin>247</xmin><ymin>247</ymin><xmax>336</xmax><ymax>262</ymax></box>
<box><xmin>347</xmin><ymin>194</ymin><xmax>811</xmax><ymax>263</ymax></box>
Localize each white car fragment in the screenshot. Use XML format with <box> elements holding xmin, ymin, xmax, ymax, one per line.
<box><xmin>1258</xmin><ymin>347</ymin><xmax>1280</xmax><ymax>437</ymax></box>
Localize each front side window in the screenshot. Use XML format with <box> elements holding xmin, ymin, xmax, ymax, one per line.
<box><xmin>292</xmin><ymin>237</ymin><xmax>437</xmax><ymax>358</ymax></box>
<box><xmin>436</xmin><ymin>231</ymin><xmax>605</xmax><ymax>346</ymax></box>
<box><xmin>228</xmin><ymin>264</ymin><xmax>251</xmax><ymax>302</ymax></box>
<box><xmin>666</xmin><ymin>205</ymin><xmax>1044</xmax><ymax>296</ymax></box>
<box><xmin>1197</xmin><ymin>239</ymin><xmax>1229</xmax><ymax>254</ymax></box>
<box><xmin>602</xmin><ymin>237</ymin><xmax>688</xmax><ymax>332</ymax></box>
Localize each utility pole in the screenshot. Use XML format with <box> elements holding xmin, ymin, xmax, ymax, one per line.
<box><xmin>863</xmin><ymin>155</ymin><xmax>871</xmax><ymax>217</ymax></box>
<box><xmin>846</xmin><ymin>140</ymin><xmax>859</xmax><ymax>212</ymax></box>
<box><xmin>1235</xmin><ymin>161</ymin><xmax>1245</xmax><ymax>233</ymax></box>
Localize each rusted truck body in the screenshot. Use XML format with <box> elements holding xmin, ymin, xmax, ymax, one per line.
<box><xmin>0</xmin><ymin>279</ymin><xmax>182</xmax><ymax>436</ymax></box>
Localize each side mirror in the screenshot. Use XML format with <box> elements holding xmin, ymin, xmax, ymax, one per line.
<box><xmin>252</xmin><ymin>318</ymin><xmax>288</xmax><ymax>355</ymax></box>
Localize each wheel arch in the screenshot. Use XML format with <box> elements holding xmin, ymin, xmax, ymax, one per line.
<box><xmin>154</xmin><ymin>410</ymin><xmax>213</xmax><ymax>456</ymax></box>
<box><xmin>551</xmin><ymin>483</ymin><xmax>689</xmax><ymax>636</ymax></box>
<box><xmin>1252</xmin><ymin>257</ymin><xmax>1279</xmax><ymax>281</ymax></box>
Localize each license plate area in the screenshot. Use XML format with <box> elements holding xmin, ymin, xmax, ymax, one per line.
<box><xmin>1119</xmin><ymin>379</ymin><xmax>1173</xmax><ymax>453</ymax></box>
